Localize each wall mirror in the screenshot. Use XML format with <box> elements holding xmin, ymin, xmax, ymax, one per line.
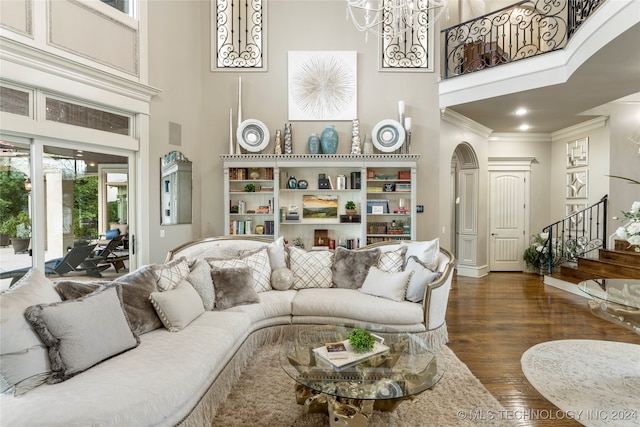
<box><xmin>161</xmin><ymin>151</ymin><xmax>192</xmax><ymax>225</ymax></box>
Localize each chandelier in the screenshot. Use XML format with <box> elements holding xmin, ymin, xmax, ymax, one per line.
<box><xmin>347</xmin><ymin>0</ymin><xmax>448</xmax><ymax>41</ymax></box>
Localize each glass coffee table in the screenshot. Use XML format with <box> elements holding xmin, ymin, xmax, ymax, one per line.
<box><xmin>578</xmin><ymin>278</ymin><xmax>640</xmax><ymax>334</ymax></box>
<box><xmin>280</xmin><ymin>325</ymin><xmax>444</xmax><ymax>427</ymax></box>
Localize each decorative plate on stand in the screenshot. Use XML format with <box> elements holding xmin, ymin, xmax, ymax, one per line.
<box><xmin>237</xmin><ymin>119</ymin><xmax>270</xmax><ymax>152</ymax></box>
<box><xmin>371</xmin><ymin>119</ymin><xmax>405</xmax><ymax>153</ymax></box>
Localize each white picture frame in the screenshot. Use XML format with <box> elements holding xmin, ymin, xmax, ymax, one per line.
<box><xmin>566</xmin><ymin>170</ymin><xmax>588</xmax><ymax>199</ymax></box>
<box><xmin>566</xmin><ymin>137</ymin><xmax>589</xmax><ymax>168</ymax></box>
<box><xmin>288</xmin><ymin>51</ymin><xmax>357</xmax><ymax>121</ymax></box>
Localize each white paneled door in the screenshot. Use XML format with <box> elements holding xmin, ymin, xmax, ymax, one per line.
<box><xmin>489</xmin><ymin>171</ymin><xmax>527</xmax><ymax>271</ymax></box>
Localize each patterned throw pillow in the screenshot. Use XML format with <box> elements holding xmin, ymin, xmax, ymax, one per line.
<box><xmin>288</xmin><ymin>246</ymin><xmax>334</xmax><ymax>290</ymax></box>
<box><xmin>152</xmin><ymin>257</ymin><xmax>190</xmax><ymax>291</ymax></box>
<box><xmin>208</xmin><ymin>247</ymin><xmax>272</xmax><ymax>293</ymax></box>
<box><xmin>377</xmin><ymin>246</ymin><xmax>407</xmax><ymax>273</ymax></box>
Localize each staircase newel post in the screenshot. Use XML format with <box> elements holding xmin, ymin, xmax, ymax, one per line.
<box><xmin>602</xmin><ymin>195</ymin><xmax>608</xmax><ymax>250</ymax></box>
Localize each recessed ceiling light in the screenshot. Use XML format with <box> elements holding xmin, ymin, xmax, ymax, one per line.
<box><xmin>515</xmin><ymin>108</ymin><xmax>528</xmax><ymax>116</ymax></box>
<box><xmin>519</xmin><ymin>124</ymin><xmax>530</xmax><ymax>131</ymax></box>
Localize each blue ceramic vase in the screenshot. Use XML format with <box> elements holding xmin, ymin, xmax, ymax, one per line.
<box><xmin>308</xmin><ymin>133</ymin><xmax>320</xmax><ymax>154</ymax></box>
<box><xmin>320</xmin><ymin>125</ymin><xmax>338</xmax><ymax>154</ymax></box>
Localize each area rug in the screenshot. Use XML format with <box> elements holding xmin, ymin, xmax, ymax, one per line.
<box><xmin>212</xmin><ymin>344</ymin><xmax>515</xmax><ymax>426</ymax></box>
<box><xmin>521</xmin><ymin>340</ymin><xmax>640</xmax><ymax>427</ymax></box>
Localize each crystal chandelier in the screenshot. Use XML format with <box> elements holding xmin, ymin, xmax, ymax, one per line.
<box><xmin>347</xmin><ymin>0</ymin><xmax>448</xmax><ymax>41</ymax></box>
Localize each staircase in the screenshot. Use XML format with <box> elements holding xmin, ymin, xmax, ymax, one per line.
<box><xmin>549</xmin><ymin>241</ymin><xmax>640</xmax><ymax>285</ymax></box>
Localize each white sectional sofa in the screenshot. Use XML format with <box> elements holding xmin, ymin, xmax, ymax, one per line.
<box><xmin>0</xmin><ymin>236</ymin><xmax>454</xmax><ymax>427</ymax></box>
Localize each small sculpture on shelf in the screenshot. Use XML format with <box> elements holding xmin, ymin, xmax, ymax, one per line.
<box><xmin>274</xmin><ymin>130</ymin><xmax>282</xmax><ymax>155</ymax></box>
<box><xmin>351</xmin><ymin>118</ymin><xmax>361</xmax><ymax>155</ymax></box>
<box><xmin>284</xmin><ymin>123</ymin><xmax>293</xmax><ymax>154</ymax></box>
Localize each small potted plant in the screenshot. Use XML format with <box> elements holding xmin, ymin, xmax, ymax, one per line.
<box><xmin>347</xmin><ymin>328</ymin><xmax>375</xmax><ymax>353</ymax></box>
<box><xmin>345</xmin><ymin>200</ymin><xmax>357</xmax><ymax>215</ymax></box>
<box><xmin>5</xmin><ymin>212</ymin><xmax>31</xmax><ymax>254</ymax></box>
<box><xmin>244</xmin><ymin>183</ymin><xmax>256</xmax><ymax>192</ymax></box>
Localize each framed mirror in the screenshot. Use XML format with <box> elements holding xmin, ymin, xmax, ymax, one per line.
<box><xmin>161</xmin><ymin>151</ymin><xmax>192</xmax><ymax>225</ymax></box>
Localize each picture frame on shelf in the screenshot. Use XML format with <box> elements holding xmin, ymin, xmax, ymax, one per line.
<box><xmin>303</xmin><ymin>195</ymin><xmax>338</xmax><ymax>218</ymax></box>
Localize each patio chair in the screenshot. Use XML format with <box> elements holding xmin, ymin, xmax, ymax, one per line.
<box><xmin>0</xmin><ymin>243</ymin><xmax>106</xmax><ymax>286</ymax></box>
<box><xmin>96</xmin><ymin>235</ymin><xmax>129</xmax><ymax>273</ymax></box>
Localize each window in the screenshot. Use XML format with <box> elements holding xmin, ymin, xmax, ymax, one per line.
<box><xmin>100</xmin><ymin>0</ymin><xmax>134</xmax><ymax>17</ymax></box>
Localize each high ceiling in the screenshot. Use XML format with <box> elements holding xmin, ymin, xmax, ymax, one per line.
<box><xmin>444</xmin><ymin>23</ymin><xmax>640</xmax><ymax>134</ymax></box>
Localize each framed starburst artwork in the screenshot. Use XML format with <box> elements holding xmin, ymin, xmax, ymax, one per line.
<box><xmin>288</xmin><ymin>51</ymin><xmax>357</xmax><ymax>121</ymax></box>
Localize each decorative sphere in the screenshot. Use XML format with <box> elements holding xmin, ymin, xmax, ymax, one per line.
<box><xmin>271</xmin><ymin>267</ymin><xmax>294</xmax><ymax>290</ymax></box>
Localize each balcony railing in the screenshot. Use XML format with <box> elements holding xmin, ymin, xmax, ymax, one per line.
<box><xmin>538</xmin><ymin>195</ymin><xmax>608</xmax><ymax>274</ymax></box>
<box><xmin>442</xmin><ymin>0</ymin><xmax>606</xmax><ymax>79</ymax></box>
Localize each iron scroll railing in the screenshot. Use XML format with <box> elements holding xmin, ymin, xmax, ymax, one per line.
<box><xmin>442</xmin><ymin>0</ymin><xmax>606</xmax><ymax>79</ymax></box>
<box><xmin>539</xmin><ymin>195</ymin><xmax>608</xmax><ymax>274</ymax></box>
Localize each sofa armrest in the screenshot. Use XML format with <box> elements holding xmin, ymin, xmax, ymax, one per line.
<box><xmin>422</xmin><ymin>247</ymin><xmax>455</xmax><ymax>330</ymax></box>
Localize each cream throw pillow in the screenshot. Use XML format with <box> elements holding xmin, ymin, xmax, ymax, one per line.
<box><xmin>358</xmin><ymin>266</ymin><xmax>413</xmax><ymax>302</ymax></box>
<box><xmin>150</xmin><ymin>280</ymin><xmax>205</xmax><ymax>332</ymax></box>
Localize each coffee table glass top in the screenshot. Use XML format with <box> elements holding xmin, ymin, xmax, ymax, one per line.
<box><xmin>280</xmin><ymin>325</ymin><xmax>444</xmax><ymax>401</ymax></box>
<box><xmin>578</xmin><ymin>278</ymin><xmax>640</xmax><ymax>309</ymax></box>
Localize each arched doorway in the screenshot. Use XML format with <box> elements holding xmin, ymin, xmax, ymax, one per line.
<box><xmin>451</xmin><ymin>142</ymin><xmax>480</xmax><ymax>276</ymax></box>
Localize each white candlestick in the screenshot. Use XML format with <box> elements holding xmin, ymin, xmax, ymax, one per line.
<box><xmin>236</xmin><ymin>77</ymin><xmax>242</xmax><ymax>155</ymax></box>
<box><xmin>404</xmin><ymin>117</ymin><xmax>412</xmax><ymax>131</ymax></box>
<box><xmin>237</xmin><ymin>77</ymin><xmax>243</xmax><ymax>126</ymax></box>
<box><xmin>398</xmin><ymin>100</ymin><xmax>405</xmax><ymax>116</ymax></box>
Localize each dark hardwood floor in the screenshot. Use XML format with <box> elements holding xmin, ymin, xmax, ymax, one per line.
<box><xmin>446</xmin><ymin>272</ymin><xmax>640</xmax><ymax>427</ymax></box>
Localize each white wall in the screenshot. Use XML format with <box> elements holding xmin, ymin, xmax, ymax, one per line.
<box><xmin>146</xmin><ymin>0</ymin><xmax>204</xmax><ymax>262</ymax></box>
<box><xmin>196</xmin><ymin>0</ymin><xmax>444</xmax><ymax>243</ymax></box>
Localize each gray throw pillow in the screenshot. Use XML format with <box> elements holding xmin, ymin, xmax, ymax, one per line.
<box><xmin>186</xmin><ymin>260</ymin><xmax>215</xmax><ymax>310</ymax></box>
<box><xmin>55</xmin><ymin>265</ymin><xmax>162</xmax><ymax>335</ymax></box>
<box><xmin>24</xmin><ymin>285</ymin><xmax>139</xmax><ymax>384</ymax></box>
<box><xmin>211</xmin><ymin>267</ymin><xmax>260</xmax><ymax>309</ymax></box>
<box><xmin>331</xmin><ymin>247</ymin><xmax>381</xmax><ymax>289</ymax></box>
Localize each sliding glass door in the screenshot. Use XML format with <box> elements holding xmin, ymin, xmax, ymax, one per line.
<box><xmin>0</xmin><ymin>138</ymin><xmax>134</xmax><ymax>290</ymax></box>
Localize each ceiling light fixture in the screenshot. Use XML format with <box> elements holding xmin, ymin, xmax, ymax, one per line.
<box><xmin>519</xmin><ymin>124</ymin><xmax>530</xmax><ymax>131</ymax></box>
<box><xmin>346</xmin><ymin>0</ymin><xmax>448</xmax><ymax>41</ymax></box>
<box><xmin>515</xmin><ymin>108</ymin><xmax>528</xmax><ymax>116</ymax></box>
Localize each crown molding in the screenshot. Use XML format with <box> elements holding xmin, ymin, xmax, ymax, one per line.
<box><xmin>441</xmin><ymin>108</ymin><xmax>493</xmax><ymax>138</ymax></box>
<box><xmin>551</xmin><ymin>116</ymin><xmax>608</xmax><ymax>141</ymax></box>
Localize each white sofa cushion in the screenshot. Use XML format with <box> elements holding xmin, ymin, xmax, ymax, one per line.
<box><xmin>0</xmin><ymin>269</ymin><xmax>62</xmax><ymax>396</ymax></box>
<box><xmin>224</xmin><ymin>290</ymin><xmax>297</xmax><ymax>324</ymax></box>
<box><xmin>0</xmin><ymin>311</ymin><xmax>252</xmax><ymax>427</ymax></box>
<box><xmin>292</xmin><ymin>288</ymin><xmax>424</xmax><ymax>326</ymax></box>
